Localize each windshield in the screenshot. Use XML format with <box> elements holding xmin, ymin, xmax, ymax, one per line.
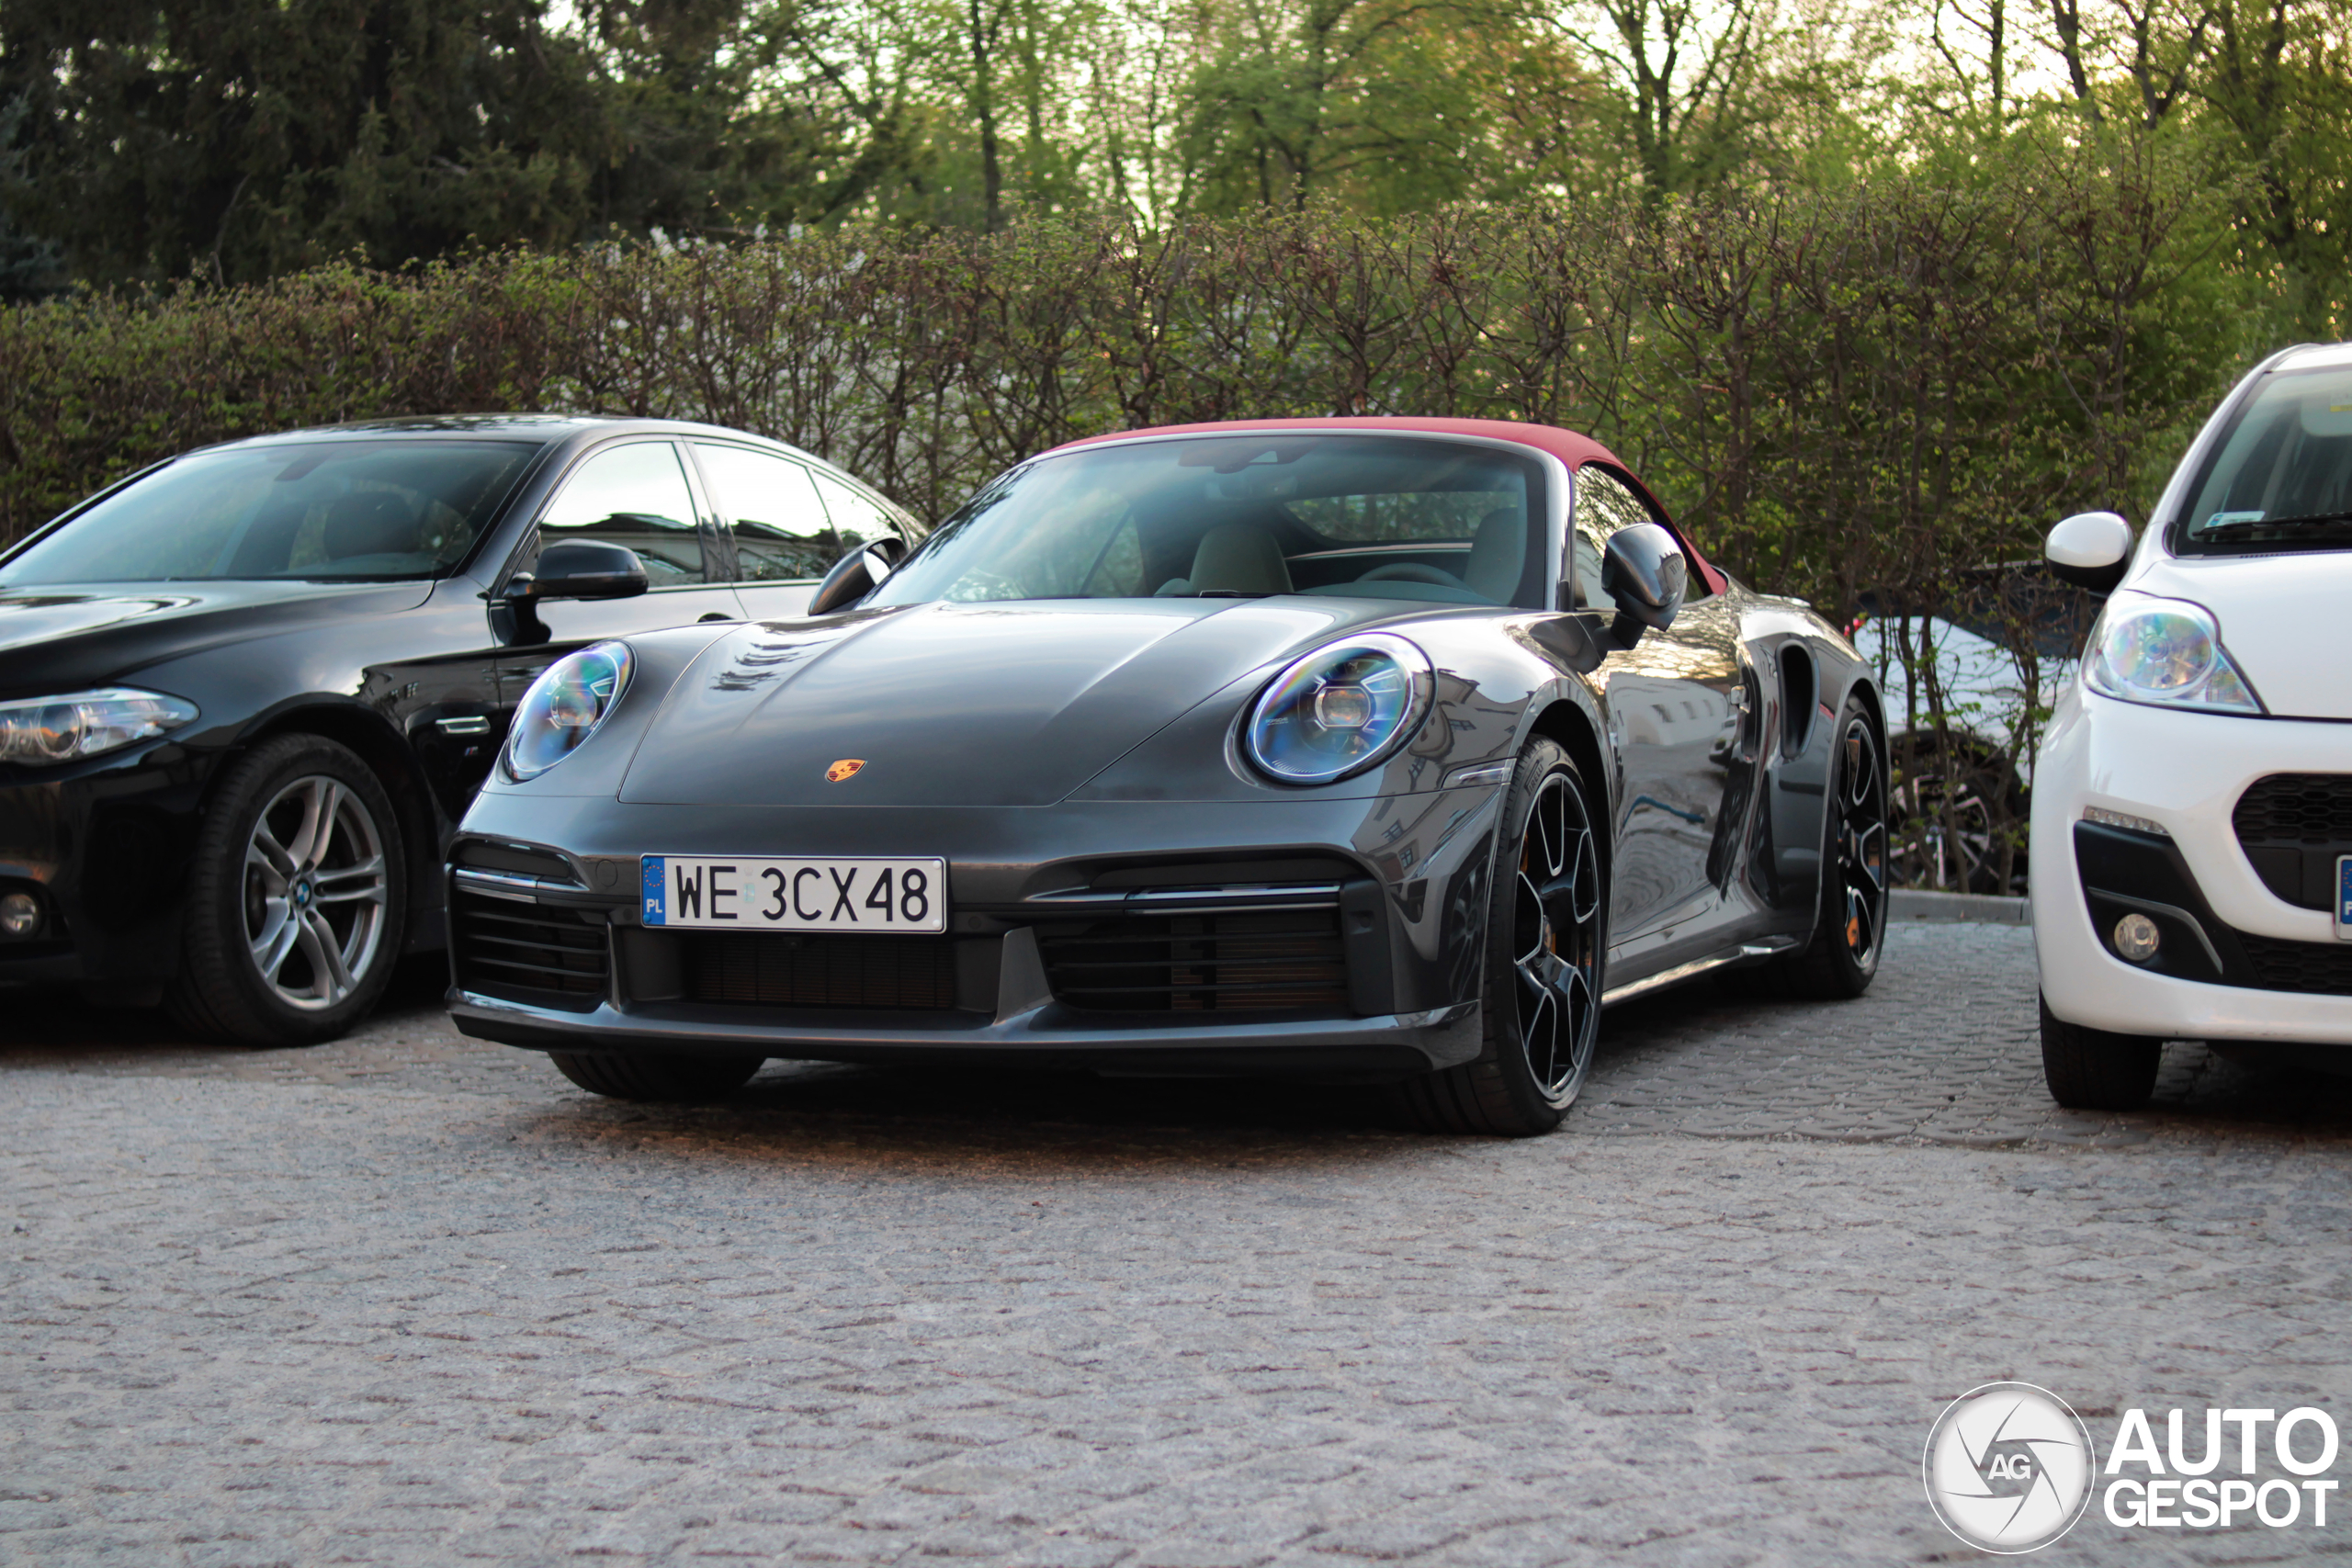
<box><xmin>1</xmin><ymin>439</ymin><xmax>541</xmax><ymax>584</ymax></box>
<box><xmin>2177</xmin><ymin>365</ymin><xmax>2352</xmax><ymax>555</ymax></box>
<box><xmin>867</xmin><ymin>434</ymin><xmax>1545</xmax><ymax>609</ymax></box>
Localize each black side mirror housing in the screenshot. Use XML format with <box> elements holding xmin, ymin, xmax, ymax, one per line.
<box><xmin>2045</xmin><ymin>511</ymin><xmax>2133</xmax><ymax>594</ymax></box>
<box><xmin>806</xmin><ymin>536</ymin><xmax>907</xmax><ymax>616</ymax></box>
<box><xmin>511</xmin><ymin>539</ymin><xmax>650</xmax><ymax>604</ymax></box>
<box><xmin>1600</xmin><ymin>522</ymin><xmax>1689</xmax><ymax>647</ymax></box>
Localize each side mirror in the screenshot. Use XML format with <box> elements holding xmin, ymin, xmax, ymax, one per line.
<box><xmin>2046</xmin><ymin>511</ymin><xmax>2133</xmax><ymax>593</ymax></box>
<box><xmin>510</xmin><ymin>539</ymin><xmax>649</xmax><ymax>604</ymax></box>
<box><xmin>806</xmin><ymin>536</ymin><xmax>906</xmax><ymax>616</ymax></box>
<box><xmin>1600</xmin><ymin>522</ymin><xmax>1688</xmax><ymax>647</ymax></box>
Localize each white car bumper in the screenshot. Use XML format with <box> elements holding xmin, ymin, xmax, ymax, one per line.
<box><xmin>2030</xmin><ymin>682</ymin><xmax>2352</xmax><ymax>1044</ymax></box>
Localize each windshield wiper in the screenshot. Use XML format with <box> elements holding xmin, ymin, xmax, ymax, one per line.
<box><xmin>2199</xmin><ymin>511</ymin><xmax>2352</xmax><ymax>537</ymax></box>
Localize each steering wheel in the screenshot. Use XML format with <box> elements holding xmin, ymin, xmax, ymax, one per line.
<box><xmin>1360</xmin><ymin>561</ymin><xmax>1464</xmax><ymax>587</ymax></box>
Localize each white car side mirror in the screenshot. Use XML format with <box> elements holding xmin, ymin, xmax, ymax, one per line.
<box><xmin>2046</xmin><ymin>511</ymin><xmax>2133</xmax><ymax>594</ymax></box>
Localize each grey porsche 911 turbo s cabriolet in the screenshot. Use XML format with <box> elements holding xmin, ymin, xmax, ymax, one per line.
<box><xmin>443</xmin><ymin>416</ymin><xmax>1888</xmax><ymax>1135</ymax></box>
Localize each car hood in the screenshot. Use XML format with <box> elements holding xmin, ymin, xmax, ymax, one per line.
<box><xmin>618</xmin><ymin>597</ymin><xmax>1377</xmax><ymax>807</ymax></box>
<box><xmin>2131</xmin><ymin>552</ymin><xmax>2352</xmax><ymax>720</ymax></box>
<box><xmin>0</xmin><ymin>580</ymin><xmax>435</xmax><ymax>696</ymax></box>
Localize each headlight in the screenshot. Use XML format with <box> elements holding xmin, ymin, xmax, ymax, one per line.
<box><xmin>504</xmin><ymin>642</ymin><xmax>633</xmax><ymax>782</ymax></box>
<box><xmin>1245</xmin><ymin>634</ymin><xmax>1433</xmax><ymax>784</ymax></box>
<box><xmin>0</xmin><ymin>688</ymin><xmax>198</xmax><ymax>766</ymax></box>
<box><xmin>2084</xmin><ymin>595</ymin><xmax>2263</xmax><ymax>716</ymax></box>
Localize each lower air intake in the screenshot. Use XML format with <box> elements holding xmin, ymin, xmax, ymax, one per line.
<box><xmin>2233</xmin><ymin>930</ymin><xmax>2352</xmax><ymax>998</ymax></box>
<box><xmin>1039</xmin><ymin>908</ymin><xmax>1348</xmax><ymax>1012</ymax></box>
<box><xmin>679</xmin><ymin>932</ymin><xmax>958</xmax><ymax>1010</ymax></box>
<box><xmin>451</xmin><ymin>891</ymin><xmax>608</xmax><ymax>1011</ymax></box>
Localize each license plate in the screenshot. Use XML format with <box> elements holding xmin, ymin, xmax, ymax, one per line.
<box><xmin>2338</xmin><ymin>855</ymin><xmax>2352</xmax><ymax>941</ymax></box>
<box><xmin>640</xmin><ymin>855</ymin><xmax>946</xmax><ymax>933</ymax></box>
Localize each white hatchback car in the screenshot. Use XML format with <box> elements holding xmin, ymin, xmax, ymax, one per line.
<box><xmin>2034</xmin><ymin>341</ymin><xmax>2352</xmax><ymax>1107</ymax></box>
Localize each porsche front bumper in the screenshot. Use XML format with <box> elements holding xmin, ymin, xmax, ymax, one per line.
<box><xmin>444</xmin><ymin>786</ymin><xmax>1507</xmax><ymax>1077</ymax></box>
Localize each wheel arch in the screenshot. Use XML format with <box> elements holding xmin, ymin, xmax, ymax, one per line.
<box><xmin>1521</xmin><ymin>694</ymin><xmax>1613</xmax><ymax>880</ymax></box>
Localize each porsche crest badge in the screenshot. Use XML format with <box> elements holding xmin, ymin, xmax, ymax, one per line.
<box><xmin>825</xmin><ymin>759</ymin><xmax>866</xmax><ymax>783</ymax></box>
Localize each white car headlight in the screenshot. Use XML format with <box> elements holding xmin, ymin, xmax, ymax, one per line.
<box><xmin>2084</xmin><ymin>594</ymin><xmax>2263</xmax><ymax>716</ymax></box>
<box><xmin>504</xmin><ymin>642</ymin><xmax>633</xmax><ymax>782</ymax></box>
<box><xmin>1245</xmin><ymin>634</ymin><xmax>1433</xmax><ymax>784</ymax></box>
<box><xmin>0</xmin><ymin>687</ymin><xmax>198</xmax><ymax>766</ymax></box>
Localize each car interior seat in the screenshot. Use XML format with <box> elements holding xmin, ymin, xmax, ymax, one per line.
<box><xmin>1154</xmin><ymin>522</ymin><xmax>1295</xmax><ymax>596</ymax></box>
<box><xmin>321</xmin><ymin>490</ymin><xmax>424</xmax><ymax>564</ymax></box>
<box><xmin>1299</xmin><ymin>505</ymin><xmax>1526</xmax><ymax>604</ymax></box>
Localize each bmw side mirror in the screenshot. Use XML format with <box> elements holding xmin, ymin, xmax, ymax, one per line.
<box><xmin>806</xmin><ymin>536</ymin><xmax>907</xmax><ymax>616</ymax></box>
<box><xmin>510</xmin><ymin>539</ymin><xmax>650</xmax><ymax>604</ymax></box>
<box><xmin>2046</xmin><ymin>511</ymin><xmax>2133</xmax><ymax>594</ymax></box>
<box><xmin>1600</xmin><ymin>522</ymin><xmax>1688</xmax><ymax>647</ymax></box>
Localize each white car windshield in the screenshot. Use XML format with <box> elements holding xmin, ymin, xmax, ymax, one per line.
<box><xmin>2178</xmin><ymin>365</ymin><xmax>2352</xmax><ymax>554</ymax></box>
<box><xmin>2</xmin><ymin>439</ymin><xmax>541</xmax><ymax>583</ymax></box>
<box><xmin>866</xmin><ymin>434</ymin><xmax>1546</xmax><ymax>609</ymax></box>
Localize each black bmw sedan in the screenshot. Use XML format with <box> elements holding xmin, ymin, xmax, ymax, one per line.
<box><xmin>0</xmin><ymin>415</ymin><xmax>919</xmax><ymax>1045</ymax></box>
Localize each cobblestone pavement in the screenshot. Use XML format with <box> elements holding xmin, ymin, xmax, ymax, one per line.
<box><xmin>6</xmin><ymin>924</ymin><xmax>2352</xmax><ymax>1566</ymax></box>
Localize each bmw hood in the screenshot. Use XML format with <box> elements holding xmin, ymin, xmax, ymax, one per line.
<box><xmin>2131</xmin><ymin>553</ymin><xmax>2352</xmax><ymax>720</ymax></box>
<box><xmin>618</xmin><ymin>598</ymin><xmax>1374</xmax><ymax>807</ymax></box>
<box><xmin>0</xmin><ymin>580</ymin><xmax>434</xmax><ymax>696</ymax></box>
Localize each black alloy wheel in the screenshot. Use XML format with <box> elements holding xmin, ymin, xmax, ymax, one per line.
<box><xmin>1397</xmin><ymin>738</ymin><xmax>1606</xmax><ymax>1137</ymax></box>
<box><xmin>166</xmin><ymin>734</ymin><xmax>408</xmax><ymax>1046</ymax></box>
<box><xmin>550</xmin><ymin>1051</ymin><xmax>767</xmax><ymax>1103</ymax></box>
<box><xmin>1770</xmin><ymin>698</ymin><xmax>1890</xmax><ymax>999</ymax></box>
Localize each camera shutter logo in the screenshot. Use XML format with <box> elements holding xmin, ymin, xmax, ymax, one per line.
<box><xmin>1923</xmin><ymin>1382</ymin><xmax>2096</xmax><ymax>1553</ymax></box>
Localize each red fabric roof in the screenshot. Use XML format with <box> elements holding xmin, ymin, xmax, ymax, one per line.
<box><xmin>1048</xmin><ymin>416</ymin><xmax>1726</xmax><ymax>594</ymax></box>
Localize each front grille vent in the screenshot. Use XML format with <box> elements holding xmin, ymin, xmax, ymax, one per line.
<box><xmin>451</xmin><ymin>890</ymin><xmax>607</xmax><ymax>1010</ymax></box>
<box><xmin>2234</xmin><ymin>930</ymin><xmax>2352</xmax><ymax>998</ymax></box>
<box><xmin>1039</xmin><ymin>908</ymin><xmax>1348</xmax><ymax>1013</ymax></box>
<box><xmin>2232</xmin><ymin>775</ymin><xmax>2352</xmax><ymax>911</ymax></box>
<box><xmin>680</xmin><ymin>932</ymin><xmax>957</xmax><ymax>1010</ymax></box>
<box><xmin>2233</xmin><ymin>774</ymin><xmax>2352</xmax><ymax>842</ymax></box>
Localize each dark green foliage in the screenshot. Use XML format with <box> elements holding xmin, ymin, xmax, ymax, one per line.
<box><xmin>0</xmin><ymin>0</ymin><xmax>876</xmax><ymax>288</ymax></box>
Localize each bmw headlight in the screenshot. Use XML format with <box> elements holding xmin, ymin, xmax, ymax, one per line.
<box><xmin>1245</xmin><ymin>634</ymin><xmax>1434</xmax><ymax>784</ymax></box>
<box><xmin>2084</xmin><ymin>595</ymin><xmax>2263</xmax><ymax>716</ymax></box>
<box><xmin>504</xmin><ymin>642</ymin><xmax>633</xmax><ymax>782</ymax></box>
<box><xmin>0</xmin><ymin>688</ymin><xmax>198</xmax><ymax>766</ymax></box>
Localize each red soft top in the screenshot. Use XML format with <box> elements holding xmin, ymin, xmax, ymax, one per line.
<box><xmin>1049</xmin><ymin>415</ymin><xmax>1727</xmax><ymax>595</ymax></box>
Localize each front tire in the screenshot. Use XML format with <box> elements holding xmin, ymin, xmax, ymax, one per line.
<box><xmin>549</xmin><ymin>1051</ymin><xmax>766</xmax><ymax>1103</ymax></box>
<box><xmin>2039</xmin><ymin>994</ymin><xmax>2161</xmax><ymax>1110</ymax></box>
<box><xmin>1396</xmin><ymin>739</ymin><xmax>1606</xmax><ymax>1137</ymax></box>
<box><xmin>166</xmin><ymin>735</ymin><xmax>406</xmax><ymax>1047</ymax></box>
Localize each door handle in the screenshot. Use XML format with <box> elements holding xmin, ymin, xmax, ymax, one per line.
<box><xmin>436</xmin><ymin>716</ymin><xmax>492</xmax><ymax>736</ymax></box>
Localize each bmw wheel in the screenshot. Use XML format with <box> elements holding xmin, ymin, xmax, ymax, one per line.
<box><xmin>1397</xmin><ymin>738</ymin><xmax>1605</xmax><ymax>1136</ymax></box>
<box><xmin>167</xmin><ymin>735</ymin><xmax>406</xmax><ymax>1046</ymax></box>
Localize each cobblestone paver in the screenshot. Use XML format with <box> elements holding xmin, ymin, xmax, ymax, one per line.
<box><xmin>6</xmin><ymin>926</ymin><xmax>2352</xmax><ymax>1566</ymax></box>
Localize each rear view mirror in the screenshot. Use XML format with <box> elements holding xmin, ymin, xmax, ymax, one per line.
<box><xmin>1600</xmin><ymin>522</ymin><xmax>1688</xmax><ymax>647</ymax></box>
<box><xmin>2046</xmin><ymin>511</ymin><xmax>2133</xmax><ymax>593</ymax></box>
<box><xmin>510</xmin><ymin>539</ymin><xmax>650</xmax><ymax>604</ymax></box>
<box><xmin>806</xmin><ymin>536</ymin><xmax>907</xmax><ymax>615</ymax></box>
